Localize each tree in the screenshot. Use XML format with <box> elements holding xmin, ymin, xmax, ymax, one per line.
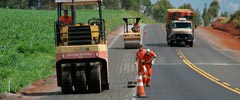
<box><xmin>152</xmin><ymin>0</ymin><xmax>174</xmax><ymax>22</ymax></box>
<box><xmin>104</xmin><ymin>0</ymin><xmax>120</xmax><ymax>9</ymax></box>
<box><xmin>220</xmin><ymin>11</ymin><xmax>228</xmax><ymax>17</ymax></box>
<box><xmin>121</xmin><ymin>0</ymin><xmax>141</xmax><ymax>11</ymax></box>
<box><xmin>208</xmin><ymin>0</ymin><xmax>220</xmax><ymax>21</ymax></box>
<box><xmin>179</xmin><ymin>3</ymin><xmax>193</xmax><ymax>11</ymax></box>
<box><xmin>142</xmin><ymin>0</ymin><xmax>152</xmax><ymax>15</ymax></box>
<box><xmin>202</xmin><ymin>3</ymin><xmax>211</xmax><ymax>26</ymax></box>
<box><xmin>193</xmin><ymin>9</ymin><xmax>201</xmax><ymax>26</ymax></box>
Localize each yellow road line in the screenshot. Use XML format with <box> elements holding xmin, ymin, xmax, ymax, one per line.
<box><xmin>176</xmin><ymin>49</ymin><xmax>240</xmax><ymax>95</ymax></box>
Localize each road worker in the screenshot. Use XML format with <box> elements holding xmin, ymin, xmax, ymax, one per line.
<box><xmin>59</xmin><ymin>10</ymin><xmax>72</xmax><ymax>25</ymax></box>
<box><xmin>142</xmin><ymin>49</ymin><xmax>156</xmax><ymax>87</ymax></box>
<box><xmin>132</xmin><ymin>22</ymin><xmax>140</xmax><ymax>32</ymax></box>
<box><xmin>135</xmin><ymin>45</ymin><xmax>147</xmax><ymax>75</ymax></box>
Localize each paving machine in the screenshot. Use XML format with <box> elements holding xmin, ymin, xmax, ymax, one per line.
<box><xmin>122</xmin><ymin>18</ymin><xmax>141</xmax><ymax>49</ymax></box>
<box><xmin>54</xmin><ymin>0</ymin><xmax>109</xmax><ymax>94</ymax></box>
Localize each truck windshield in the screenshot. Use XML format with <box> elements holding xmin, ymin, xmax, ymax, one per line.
<box><xmin>173</xmin><ymin>23</ymin><xmax>192</xmax><ymax>29</ymax></box>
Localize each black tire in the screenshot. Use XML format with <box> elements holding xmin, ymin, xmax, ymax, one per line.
<box><xmin>189</xmin><ymin>41</ymin><xmax>193</xmax><ymax>47</ymax></box>
<box><xmin>61</xmin><ymin>71</ymin><xmax>73</xmax><ymax>94</ymax></box>
<box><xmin>102</xmin><ymin>84</ymin><xmax>109</xmax><ymax>90</ymax></box>
<box><xmin>169</xmin><ymin>41</ymin><xmax>173</xmax><ymax>47</ymax></box>
<box><xmin>75</xmin><ymin>70</ymin><xmax>87</xmax><ymax>94</ymax></box>
<box><xmin>88</xmin><ymin>64</ymin><xmax>102</xmax><ymax>93</ymax></box>
<box><xmin>167</xmin><ymin>37</ymin><xmax>170</xmax><ymax>45</ymax></box>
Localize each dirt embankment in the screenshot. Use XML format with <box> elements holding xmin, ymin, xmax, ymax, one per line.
<box><xmin>211</xmin><ymin>17</ymin><xmax>240</xmax><ymax>37</ymax></box>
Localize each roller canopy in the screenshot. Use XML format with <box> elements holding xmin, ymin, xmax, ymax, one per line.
<box><xmin>122</xmin><ymin>18</ymin><xmax>141</xmax><ymax>24</ymax></box>
<box><xmin>55</xmin><ymin>0</ymin><xmax>102</xmax><ymax>4</ymax></box>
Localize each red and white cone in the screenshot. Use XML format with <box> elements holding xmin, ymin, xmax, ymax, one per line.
<box><xmin>135</xmin><ymin>75</ymin><xmax>148</xmax><ymax>98</ymax></box>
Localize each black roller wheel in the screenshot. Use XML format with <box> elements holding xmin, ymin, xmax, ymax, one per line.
<box><xmin>75</xmin><ymin>70</ymin><xmax>87</xmax><ymax>94</ymax></box>
<box><xmin>61</xmin><ymin>70</ymin><xmax>73</xmax><ymax>94</ymax></box>
<box><xmin>88</xmin><ymin>64</ymin><xmax>102</xmax><ymax>93</ymax></box>
<box><xmin>124</xmin><ymin>43</ymin><xmax>128</xmax><ymax>49</ymax></box>
<box><xmin>102</xmin><ymin>84</ymin><xmax>109</xmax><ymax>90</ymax></box>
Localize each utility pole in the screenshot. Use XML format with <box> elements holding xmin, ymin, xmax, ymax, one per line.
<box><xmin>37</xmin><ymin>0</ymin><xmax>41</xmax><ymax>9</ymax></box>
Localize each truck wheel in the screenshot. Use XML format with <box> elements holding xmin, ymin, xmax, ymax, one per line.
<box><xmin>167</xmin><ymin>37</ymin><xmax>170</xmax><ymax>45</ymax></box>
<box><xmin>75</xmin><ymin>70</ymin><xmax>87</xmax><ymax>94</ymax></box>
<box><xmin>190</xmin><ymin>42</ymin><xmax>193</xmax><ymax>47</ymax></box>
<box><xmin>61</xmin><ymin>70</ymin><xmax>73</xmax><ymax>94</ymax></box>
<box><xmin>88</xmin><ymin>64</ymin><xmax>102</xmax><ymax>93</ymax></box>
<box><xmin>169</xmin><ymin>41</ymin><xmax>173</xmax><ymax>47</ymax></box>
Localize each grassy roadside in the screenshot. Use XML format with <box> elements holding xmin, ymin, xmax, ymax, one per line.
<box><xmin>0</xmin><ymin>8</ymin><xmax>155</xmax><ymax>93</ymax></box>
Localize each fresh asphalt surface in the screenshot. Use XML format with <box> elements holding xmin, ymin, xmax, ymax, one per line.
<box><xmin>40</xmin><ymin>24</ymin><xmax>240</xmax><ymax>100</ymax></box>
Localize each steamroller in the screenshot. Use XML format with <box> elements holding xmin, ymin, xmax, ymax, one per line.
<box><xmin>54</xmin><ymin>0</ymin><xmax>109</xmax><ymax>94</ymax></box>
<box><xmin>122</xmin><ymin>18</ymin><xmax>141</xmax><ymax>49</ymax></box>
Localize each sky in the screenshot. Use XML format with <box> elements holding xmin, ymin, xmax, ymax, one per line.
<box><xmin>151</xmin><ymin>0</ymin><xmax>240</xmax><ymax>14</ymax></box>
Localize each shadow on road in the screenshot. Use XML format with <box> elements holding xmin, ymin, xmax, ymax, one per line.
<box><xmin>21</xmin><ymin>91</ymin><xmax>61</xmax><ymax>96</ymax></box>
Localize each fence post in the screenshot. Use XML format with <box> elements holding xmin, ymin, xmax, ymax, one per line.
<box><xmin>8</xmin><ymin>78</ymin><xmax>10</xmax><ymax>92</ymax></box>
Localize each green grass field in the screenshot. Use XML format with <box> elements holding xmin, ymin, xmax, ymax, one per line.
<box><xmin>0</xmin><ymin>8</ymin><xmax>154</xmax><ymax>93</ymax></box>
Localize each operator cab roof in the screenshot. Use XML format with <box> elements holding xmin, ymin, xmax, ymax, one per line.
<box><xmin>55</xmin><ymin>0</ymin><xmax>102</xmax><ymax>4</ymax></box>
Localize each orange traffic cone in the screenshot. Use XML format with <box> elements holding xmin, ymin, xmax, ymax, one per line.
<box><xmin>135</xmin><ymin>75</ymin><xmax>148</xmax><ymax>98</ymax></box>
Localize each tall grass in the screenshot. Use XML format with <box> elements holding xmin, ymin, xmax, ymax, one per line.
<box><xmin>0</xmin><ymin>8</ymin><xmax>154</xmax><ymax>93</ymax></box>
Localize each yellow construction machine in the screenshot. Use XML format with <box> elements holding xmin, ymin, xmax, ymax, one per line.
<box><xmin>54</xmin><ymin>0</ymin><xmax>109</xmax><ymax>94</ymax></box>
<box><xmin>122</xmin><ymin>17</ymin><xmax>141</xmax><ymax>49</ymax></box>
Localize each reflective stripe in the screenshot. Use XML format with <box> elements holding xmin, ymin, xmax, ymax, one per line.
<box><xmin>138</xmin><ymin>82</ymin><xmax>144</xmax><ymax>86</ymax></box>
<box><xmin>146</xmin><ymin>76</ymin><xmax>151</xmax><ymax>79</ymax></box>
<box><xmin>142</xmin><ymin>75</ymin><xmax>148</xmax><ymax>78</ymax></box>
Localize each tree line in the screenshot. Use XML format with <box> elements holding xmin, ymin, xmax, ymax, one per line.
<box><xmin>152</xmin><ymin>0</ymin><xmax>221</xmax><ymax>26</ymax></box>
<box><xmin>0</xmin><ymin>0</ymin><xmax>225</xmax><ymax>26</ymax></box>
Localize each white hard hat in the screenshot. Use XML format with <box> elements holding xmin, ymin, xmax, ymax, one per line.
<box><xmin>147</xmin><ymin>49</ymin><xmax>150</xmax><ymax>52</ymax></box>
<box><xmin>146</xmin><ymin>49</ymin><xmax>150</xmax><ymax>55</ymax></box>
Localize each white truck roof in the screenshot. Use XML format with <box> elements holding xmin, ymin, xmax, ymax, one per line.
<box><xmin>55</xmin><ymin>0</ymin><xmax>102</xmax><ymax>4</ymax></box>
<box><xmin>173</xmin><ymin>20</ymin><xmax>192</xmax><ymax>23</ymax></box>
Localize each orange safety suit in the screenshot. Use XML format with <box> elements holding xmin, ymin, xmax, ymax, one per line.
<box><xmin>142</xmin><ymin>50</ymin><xmax>156</xmax><ymax>86</ymax></box>
<box><xmin>59</xmin><ymin>16</ymin><xmax>72</xmax><ymax>25</ymax></box>
<box><xmin>136</xmin><ymin>49</ymin><xmax>146</xmax><ymax>75</ymax></box>
<box><xmin>132</xmin><ymin>22</ymin><xmax>140</xmax><ymax>32</ymax></box>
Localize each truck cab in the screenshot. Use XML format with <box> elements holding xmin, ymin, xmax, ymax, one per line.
<box><xmin>166</xmin><ymin>9</ymin><xmax>195</xmax><ymax>47</ymax></box>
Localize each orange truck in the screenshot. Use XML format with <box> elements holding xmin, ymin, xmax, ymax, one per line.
<box><xmin>166</xmin><ymin>9</ymin><xmax>195</xmax><ymax>47</ymax></box>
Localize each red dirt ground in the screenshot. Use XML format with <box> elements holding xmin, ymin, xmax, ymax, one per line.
<box><xmin>201</xmin><ymin>18</ymin><xmax>240</xmax><ymax>51</ymax></box>
<box><xmin>211</xmin><ymin>17</ymin><xmax>240</xmax><ymax>36</ymax></box>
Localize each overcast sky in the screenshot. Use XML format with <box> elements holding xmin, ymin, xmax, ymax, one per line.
<box><xmin>151</xmin><ymin>0</ymin><xmax>240</xmax><ymax>14</ymax></box>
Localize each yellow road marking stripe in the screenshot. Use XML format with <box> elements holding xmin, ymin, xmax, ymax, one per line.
<box><xmin>176</xmin><ymin>49</ymin><xmax>240</xmax><ymax>95</ymax></box>
<box><xmin>223</xmin><ymin>82</ymin><xmax>230</xmax><ymax>86</ymax></box>
<box><xmin>235</xmin><ymin>88</ymin><xmax>240</xmax><ymax>91</ymax></box>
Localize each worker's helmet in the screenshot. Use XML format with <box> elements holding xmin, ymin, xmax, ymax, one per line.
<box><xmin>146</xmin><ymin>49</ymin><xmax>150</xmax><ymax>55</ymax></box>
<box><xmin>64</xmin><ymin>10</ymin><xmax>68</xmax><ymax>14</ymax></box>
<box><xmin>138</xmin><ymin>44</ymin><xmax>143</xmax><ymax>48</ymax></box>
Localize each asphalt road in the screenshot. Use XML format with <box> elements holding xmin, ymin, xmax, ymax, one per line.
<box><xmin>40</xmin><ymin>24</ymin><xmax>240</xmax><ymax>100</ymax></box>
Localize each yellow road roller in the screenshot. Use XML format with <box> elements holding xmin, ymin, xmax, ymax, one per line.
<box><xmin>54</xmin><ymin>0</ymin><xmax>109</xmax><ymax>94</ymax></box>
<box><xmin>122</xmin><ymin>17</ymin><xmax>141</xmax><ymax>49</ymax></box>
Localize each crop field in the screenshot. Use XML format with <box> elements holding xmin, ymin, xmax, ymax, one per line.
<box><xmin>0</xmin><ymin>8</ymin><xmax>154</xmax><ymax>93</ymax></box>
